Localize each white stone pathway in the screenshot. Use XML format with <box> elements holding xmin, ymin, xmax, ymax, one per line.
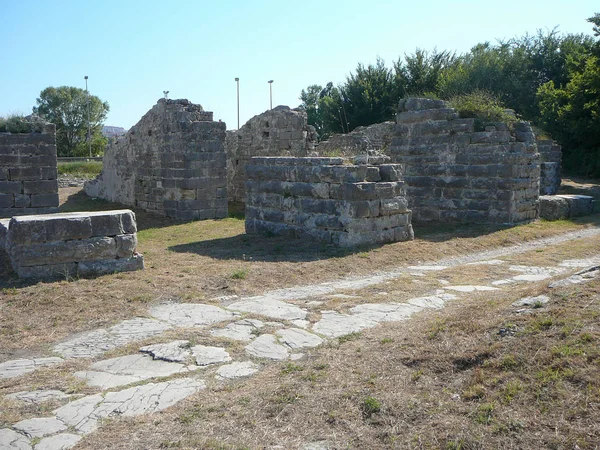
<box><xmin>3</xmin><ymin>231</ymin><xmax>600</xmax><ymax>449</ymax></box>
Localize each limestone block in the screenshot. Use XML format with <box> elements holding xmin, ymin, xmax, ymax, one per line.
<box><xmin>11</xmin><ymin>237</ymin><xmax>117</xmax><ymax>267</ymax></box>
<box><xmin>16</xmin><ymin>262</ymin><xmax>78</xmax><ymax>279</ymax></box>
<box><xmin>115</xmin><ymin>234</ymin><xmax>137</xmax><ymax>258</ymax></box>
<box><xmin>77</xmin><ymin>254</ymin><xmax>145</xmax><ymax>277</ymax></box>
<box><xmin>558</xmin><ymin>195</ymin><xmax>594</xmax><ymax>217</ymax></box>
<box><xmin>398</xmin><ymin>98</ymin><xmax>446</xmax><ymax>111</ymax></box>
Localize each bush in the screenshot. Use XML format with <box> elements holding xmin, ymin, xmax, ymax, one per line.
<box><xmin>448</xmin><ymin>91</ymin><xmax>517</xmax><ymax>131</ymax></box>
<box><xmin>0</xmin><ymin>114</ymin><xmax>46</xmax><ymax>133</ymax></box>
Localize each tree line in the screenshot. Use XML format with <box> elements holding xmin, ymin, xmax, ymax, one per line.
<box><xmin>300</xmin><ymin>14</ymin><xmax>600</xmax><ymax>177</ymax></box>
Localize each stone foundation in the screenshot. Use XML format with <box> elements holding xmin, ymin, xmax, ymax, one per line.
<box><xmin>86</xmin><ymin>99</ymin><xmax>227</xmax><ymax>221</ymax></box>
<box><xmin>389</xmin><ymin>98</ymin><xmax>540</xmax><ymax>224</ymax></box>
<box><xmin>5</xmin><ymin>210</ymin><xmax>143</xmax><ymax>279</ymax></box>
<box><xmin>538</xmin><ymin>139</ymin><xmax>562</xmax><ymax>195</ymax></box>
<box><xmin>0</xmin><ymin>123</ymin><xmax>59</xmax><ymax>218</ymax></box>
<box><xmin>225</xmin><ymin>106</ymin><xmax>317</xmax><ymax>202</ymax></box>
<box><xmin>245</xmin><ymin>157</ymin><xmax>413</xmax><ymax>247</ymax></box>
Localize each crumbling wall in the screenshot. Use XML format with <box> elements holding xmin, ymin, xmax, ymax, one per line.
<box><xmin>245</xmin><ymin>156</ymin><xmax>413</xmax><ymax>247</ymax></box>
<box><xmin>537</xmin><ymin>139</ymin><xmax>562</xmax><ymax>195</ymax></box>
<box><xmin>389</xmin><ymin>98</ymin><xmax>540</xmax><ymax>224</ymax></box>
<box><xmin>0</xmin><ymin>123</ymin><xmax>59</xmax><ymax>218</ymax></box>
<box><xmin>5</xmin><ymin>210</ymin><xmax>143</xmax><ymax>279</ymax></box>
<box><xmin>225</xmin><ymin>106</ymin><xmax>317</xmax><ymax>202</ymax></box>
<box><xmin>86</xmin><ymin>99</ymin><xmax>227</xmax><ymax>221</ymax></box>
<box><xmin>316</xmin><ymin>121</ymin><xmax>395</xmax><ymax>156</ymax></box>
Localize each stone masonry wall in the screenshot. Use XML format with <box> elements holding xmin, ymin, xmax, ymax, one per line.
<box><xmin>0</xmin><ymin>124</ymin><xmax>59</xmax><ymax>218</ymax></box>
<box><xmin>537</xmin><ymin>139</ymin><xmax>562</xmax><ymax>195</ymax></box>
<box><xmin>389</xmin><ymin>98</ymin><xmax>540</xmax><ymax>224</ymax></box>
<box><xmin>245</xmin><ymin>157</ymin><xmax>413</xmax><ymax>247</ymax></box>
<box><xmin>86</xmin><ymin>99</ymin><xmax>227</xmax><ymax>221</ymax></box>
<box><xmin>316</xmin><ymin>121</ymin><xmax>396</xmax><ymax>156</ymax></box>
<box><xmin>5</xmin><ymin>210</ymin><xmax>143</xmax><ymax>279</ymax></box>
<box><xmin>225</xmin><ymin>106</ymin><xmax>317</xmax><ymax>202</ymax></box>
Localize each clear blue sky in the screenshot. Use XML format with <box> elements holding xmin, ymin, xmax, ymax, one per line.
<box><xmin>1</xmin><ymin>1</ymin><xmax>597</xmax><ymax>130</ymax></box>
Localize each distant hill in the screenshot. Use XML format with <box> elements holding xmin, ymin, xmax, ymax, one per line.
<box><xmin>102</xmin><ymin>126</ymin><xmax>127</xmax><ymax>138</ymax></box>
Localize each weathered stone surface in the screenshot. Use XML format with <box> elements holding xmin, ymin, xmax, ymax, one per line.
<box><xmin>150</xmin><ymin>302</ymin><xmax>237</xmax><ymax>327</ymax></box>
<box><xmin>12</xmin><ymin>417</ymin><xmax>67</xmax><ymax>438</ymax></box>
<box><xmin>140</xmin><ymin>340</ymin><xmax>191</xmax><ymax>363</ymax></box>
<box><xmin>276</xmin><ymin>328</ymin><xmax>324</xmax><ymax>349</ymax></box>
<box><xmin>34</xmin><ymin>433</ymin><xmax>81</xmax><ymax>450</ymax></box>
<box><xmin>560</xmin><ymin>194</ymin><xmax>594</xmax><ymax>217</ymax></box>
<box><xmin>190</xmin><ymin>345</ymin><xmax>232</xmax><ymax>366</ymax></box>
<box><xmin>549</xmin><ymin>267</ymin><xmax>600</xmax><ymax>288</ymax></box>
<box><xmin>215</xmin><ymin>361</ymin><xmax>259</xmax><ymax>380</ymax></box>
<box><xmin>559</xmin><ymin>257</ymin><xmax>600</xmax><ymax>268</ymax></box>
<box><xmin>210</xmin><ymin>319</ymin><xmax>265</xmax><ymax>342</ymax></box>
<box><xmin>74</xmin><ymin>354</ymin><xmax>198</xmax><ymax>389</ymax></box>
<box><xmin>444</xmin><ymin>285</ymin><xmax>500</xmax><ymax>292</ymax></box>
<box><xmin>407</xmin><ymin>292</ymin><xmax>457</xmax><ymax>309</ymax></box>
<box><xmin>77</xmin><ymin>254</ymin><xmax>144</xmax><ymax>277</ymax></box>
<box><xmin>6</xmin><ymin>390</ymin><xmax>70</xmax><ymax>404</ymax></box>
<box><xmin>0</xmin><ymin>357</ymin><xmax>63</xmax><ymax>379</ymax></box>
<box><xmin>54</xmin><ymin>318</ymin><xmax>172</xmax><ymax>359</ymax></box>
<box><xmin>312</xmin><ymin>311</ymin><xmax>379</xmax><ymax>338</ymax></box>
<box><xmin>0</xmin><ymin>427</ymin><xmax>31</xmax><ymax>449</ymax></box>
<box><xmin>86</xmin><ymin>99</ymin><xmax>228</xmax><ymax>220</ymax></box>
<box><xmin>350</xmin><ymin>303</ymin><xmax>423</xmax><ymax>322</ymax></box>
<box><xmin>228</xmin><ymin>298</ymin><xmax>308</xmax><ymax>320</ymax></box>
<box><xmin>512</xmin><ymin>295</ymin><xmax>550</xmax><ymax>308</ymax></box>
<box><xmin>539</xmin><ymin>195</ymin><xmax>570</xmax><ymax>220</ymax></box>
<box><xmin>54</xmin><ymin>378</ymin><xmax>205</xmax><ymax>434</ymax></box>
<box><xmin>245</xmin><ymin>334</ymin><xmax>289</xmax><ymax>360</ymax></box>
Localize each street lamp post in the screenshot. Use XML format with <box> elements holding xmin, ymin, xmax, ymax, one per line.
<box><xmin>268</xmin><ymin>80</ymin><xmax>273</xmax><ymax>110</ymax></box>
<box><xmin>84</xmin><ymin>76</ymin><xmax>91</xmax><ymax>158</ymax></box>
<box><xmin>234</xmin><ymin>77</ymin><xmax>240</xmax><ymax>129</ymax></box>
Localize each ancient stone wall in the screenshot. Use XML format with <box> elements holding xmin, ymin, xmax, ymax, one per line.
<box><xmin>86</xmin><ymin>99</ymin><xmax>227</xmax><ymax>221</ymax></box>
<box><xmin>537</xmin><ymin>139</ymin><xmax>562</xmax><ymax>195</ymax></box>
<box><xmin>225</xmin><ymin>106</ymin><xmax>317</xmax><ymax>202</ymax></box>
<box><xmin>389</xmin><ymin>98</ymin><xmax>540</xmax><ymax>224</ymax></box>
<box><xmin>5</xmin><ymin>210</ymin><xmax>143</xmax><ymax>278</ymax></box>
<box><xmin>245</xmin><ymin>156</ymin><xmax>413</xmax><ymax>247</ymax></box>
<box><xmin>0</xmin><ymin>124</ymin><xmax>59</xmax><ymax>218</ymax></box>
<box><xmin>316</xmin><ymin>121</ymin><xmax>395</xmax><ymax>156</ymax></box>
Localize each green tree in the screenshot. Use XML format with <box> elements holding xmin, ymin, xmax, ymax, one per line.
<box><xmin>33</xmin><ymin>86</ymin><xmax>109</xmax><ymax>157</ymax></box>
<box><xmin>394</xmin><ymin>48</ymin><xmax>456</xmax><ymax>97</ymax></box>
<box><xmin>299</xmin><ymin>84</ymin><xmax>323</xmax><ymax>135</ymax></box>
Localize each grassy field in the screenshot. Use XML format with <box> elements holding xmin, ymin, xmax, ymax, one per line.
<box><xmin>57</xmin><ymin>161</ymin><xmax>103</xmax><ymax>179</ymax></box>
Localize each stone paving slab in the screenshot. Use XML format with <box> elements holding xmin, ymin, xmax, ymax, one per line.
<box><xmin>0</xmin><ymin>427</ymin><xmax>31</xmax><ymax>449</ymax></box>
<box><xmin>215</xmin><ymin>361</ymin><xmax>259</xmax><ymax>380</ymax></box>
<box><xmin>313</xmin><ymin>311</ymin><xmax>379</xmax><ymax>338</ymax></box>
<box><xmin>228</xmin><ymin>298</ymin><xmax>308</xmax><ymax>321</ymax></box>
<box><xmin>245</xmin><ymin>334</ymin><xmax>289</xmax><ymax>360</ymax></box>
<box><xmin>276</xmin><ymin>328</ymin><xmax>324</xmax><ymax>350</ymax></box>
<box><xmin>13</xmin><ymin>417</ymin><xmax>67</xmax><ymax>438</ymax></box>
<box><xmin>349</xmin><ymin>302</ymin><xmax>423</xmax><ymax>322</ymax></box>
<box><xmin>6</xmin><ymin>390</ymin><xmax>71</xmax><ymax>404</ymax></box>
<box><xmin>0</xmin><ymin>357</ymin><xmax>63</xmax><ymax>379</ymax></box>
<box><xmin>35</xmin><ymin>433</ymin><xmax>81</xmax><ymax>450</ymax></box>
<box><xmin>139</xmin><ymin>340</ymin><xmax>192</xmax><ymax>363</ymax></box>
<box><xmin>443</xmin><ymin>285</ymin><xmax>500</xmax><ymax>292</ymax></box>
<box><xmin>150</xmin><ymin>303</ymin><xmax>237</xmax><ymax>327</ymax></box>
<box><xmin>210</xmin><ymin>319</ymin><xmax>264</xmax><ymax>342</ymax></box>
<box><xmin>190</xmin><ymin>345</ymin><xmax>232</xmax><ymax>366</ymax></box>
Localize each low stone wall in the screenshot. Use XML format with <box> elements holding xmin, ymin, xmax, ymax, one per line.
<box><xmin>245</xmin><ymin>157</ymin><xmax>413</xmax><ymax>247</ymax></box>
<box><xmin>389</xmin><ymin>98</ymin><xmax>540</xmax><ymax>224</ymax></box>
<box><xmin>86</xmin><ymin>99</ymin><xmax>227</xmax><ymax>221</ymax></box>
<box><xmin>225</xmin><ymin>106</ymin><xmax>317</xmax><ymax>202</ymax></box>
<box><xmin>538</xmin><ymin>139</ymin><xmax>562</xmax><ymax>195</ymax></box>
<box><xmin>5</xmin><ymin>210</ymin><xmax>143</xmax><ymax>278</ymax></box>
<box><xmin>0</xmin><ymin>123</ymin><xmax>59</xmax><ymax>218</ymax></box>
<box><xmin>539</xmin><ymin>195</ymin><xmax>594</xmax><ymax>220</ymax></box>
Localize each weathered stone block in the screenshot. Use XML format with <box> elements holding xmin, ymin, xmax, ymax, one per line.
<box><xmin>77</xmin><ymin>254</ymin><xmax>145</xmax><ymax>277</ymax></box>
<box><xmin>11</xmin><ymin>237</ymin><xmax>117</xmax><ymax>267</ymax></box>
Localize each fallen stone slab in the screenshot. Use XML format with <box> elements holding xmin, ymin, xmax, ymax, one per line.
<box><xmin>190</xmin><ymin>345</ymin><xmax>232</xmax><ymax>366</ymax></box>
<box><xmin>210</xmin><ymin>319</ymin><xmax>264</xmax><ymax>342</ymax></box>
<box><xmin>139</xmin><ymin>340</ymin><xmax>192</xmax><ymax>363</ymax></box>
<box><xmin>150</xmin><ymin>302</ymin><xmax>238</xmax><ymax>328</ymax></box>
<box><xmin>6</xmin><ymin>390</ymin><xmax>71</xmax><ymax>404</ymax></box>
<box><xmin>228</xmin><ymin>298</ymin><xmax>308</xmax><ymax>321</ymax></box>
<box><xmin>34</xmin><ymin>433</ymin><xmax>81</xmax><ymax>450</ymax></box>
<box><xmin>0</xmin><ymin>357</ymin><xmax>63</xmax><ymax>379</ymax></box>
<box><xmin>312</xmin><ymin>311</ymin><xmax>379</xmax><ymax>338</ymax></box>
<box><xmin>215</xmin><ymin>361</ymin><xmax>259</xmax><ymax>380</ymax></box>
<box><xmin>54</xmin><ymin>378</ymin><xmax>205</xmax><ymax>435</ymax></box>
<box><xmin>0</xmin><ymin>427</ymin><xmax>31</xmax><ymax>449</ymax></box>
<box><xmin>54</xmin><ymin>318</ymin><xmax>172</xmax><ymax>359</ymax></box>
<box><xmin>245</xmin><ymin>334</ymin><xmax>289</xmax><ymax>360</ymax></box>
<box><xmin>276</xmin><ymin>328</ymin><xmax>324</xmax><ymax>349</ymax></box>
<box><xmin>74</xmin><ymin>354</ymin><xmax>198</xmax><ymax>389</ymax></box>
<box><xmin>12</xmin><ymin>417</ymin><xmax>67</xmax><ymax>438</ymax></box>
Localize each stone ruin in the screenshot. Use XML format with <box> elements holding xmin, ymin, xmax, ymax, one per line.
<box><xmin>316</xmin><ymin>121</ymin><xmax>395</xmax><ymax>156</ymax></box>
<box><xmin>0</xmin><ymin>122</ymin><xmax>59</xmax><ymax>218</ymax></box>
<box><xmin>538</xmin><ymin>139</ymin><xmax>562</xmax><ymax>195</ymax></box>
<box><xmin>245</xmin><ymin>156</ymin><xmax>413</xmax><ymax>247</ymax></box>
<box><xmin>225</xmin><ymin>106</ymin><xmax>317</xmax><ymax>202</ymax></box>
<box><xmin>2</xmin><ymin>210</ymin><xmax>142</xmax><ymax>279</ymax></box>
<box><xmin>86</xmin><ymin>99</ymin><xmax>228</xmax><ymax>221</ymax></box>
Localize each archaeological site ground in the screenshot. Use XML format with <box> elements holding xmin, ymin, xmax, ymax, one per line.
<box><xmin>1</xmin><ymin>98</ymin><xmax>600</xmax><ymax>449</ymax></box>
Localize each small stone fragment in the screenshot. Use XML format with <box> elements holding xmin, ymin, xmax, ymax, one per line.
<box><xmin>139</xmin><ymin>340</ymin><xmax>191</xmax><ymax>363</ymax></box>
<box><xmin>512</xmin><ymin>295</ymin><xmax>550</xmax><ymax>308</ymax></box>
<box><xmin>190</xmin><ymin>345</ymin><xmax>232</xmax><ymax>366</ymax></box>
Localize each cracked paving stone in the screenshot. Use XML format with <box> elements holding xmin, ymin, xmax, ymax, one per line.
<box><xmin>139</xmin><ymin>340</ymin><xmax>192</xmax><ymax>363</ymax></box>
<box><xmin>6</xmin><ymin>390</ymin><xmax>71</xmax><ymax>404</ymax></box>
<box><xmin>407</xmin><ymin>292</ymin><xmax>457</xmax><ymax>309</ymax></box>
<box><xmin>245</xmin><ymin>334</ymin><xmax>289</xmax><ymax>360</ymax></box>
<box><xmin>444</xmin><ymin>285</ymin><xmax>500</xmax><ymax>292</ymax></box>
<box><xmin>54</xmin><ymin>378</ymin><xmax>205</xmax><ymax>435</ymax></box>
<box><xmin>276</xmin><ymin>328</ymin><xmax>324</xmax><ymax>350</ymax></box>
<box><xmin>150</xmin><ymin>302</ymin><xmax>238</xmax><ymax>327</ymax></box>
<box><xmin>290</xmin><ymin>319</ymin><xmax>310</xmax><ymax>329</ymax></box>
<box><xmin>74</xmin><ymin>354</ymin><xmax>199</xmax><ymax>389</ymax></box>
<box><xmin>512</xmin><ymin>295</ymin><xmax>550</xmax><ymax>308</ymax></box>
<box><xmin>215</xmin><ymin>361</ymin><xmax>259</xmax><ymax>380</ymax></box>
<box><xmin>210</xmin><ymin>319</ymin><xmax>264</xmax><ymax>342</ymax></box>
<box><xmin>312</xmin><ymin>311</ymin><xmax>379</xmax><ymax>338</ymax></box>
<box><xmin>228</xmin><ymin>298</ymin><xmax>308</xmax><ymax>321</ymax></box>
<box><xmin>350</xmin><ymin>303</ymin><xmax>423</xmax><ymax>322</ymax></box>
<box><xmin>13</xmin><ymin>417</ymin><xmax>67</xmax><ymax>438</ymax></box>
<box><xmin>34</xmin><ymin>433</ymin><xmax>81</xmax><ymax>450</ymax></box>
<box><xmin>0</xmin><ymin>357</ymin><xmax>64</xmax><ymax>380</ymax></box>
<box><xmin>0</xmin><ymin>428</ymin><xmax>31</xmax><ymax>449</ymax></box>
<box><xmin>190</xmin><ymin>345</ymin><xmax>232</xmax><ymax>366</ymax></box>
<box><xmin>53</xmin><ymin>318</ymin><xmax>172</xmax><ymax>359</ymax></box>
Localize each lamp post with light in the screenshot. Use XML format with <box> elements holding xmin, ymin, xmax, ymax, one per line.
<box><xmin>268</xmin><ymin>80</ymin><xmax>273</xmax><ymax>110</ymax></box>
<box><xmin>84</xmin><ymin>76</ymin><xmax>91</xmax><ymax>158</ymax></box>
<box><xmin>235</xmin><ymin>77</ymin><xmax>240</xmax><ymax>129</ymax></box>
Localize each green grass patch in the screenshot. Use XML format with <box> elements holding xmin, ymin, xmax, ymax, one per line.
<box><xmin>448</xmin><ymin>90</ymin><xmax>517</xmax><ymax>131</ymax></box>
<box><xmin>58</xmin><ymin>161</ymin><xmax>103</xmax><ymax>179</ymax></box>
